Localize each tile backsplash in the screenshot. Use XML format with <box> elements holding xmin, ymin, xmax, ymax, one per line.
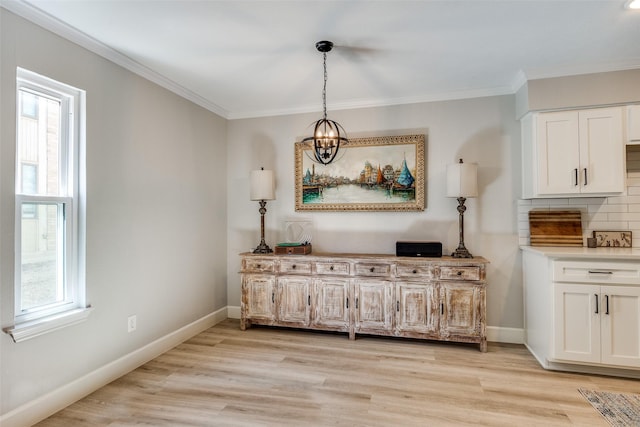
<box><xmin>518</xmin><ymin>148</ymin><xmax>640</xmax><ymax>247</ymax></box>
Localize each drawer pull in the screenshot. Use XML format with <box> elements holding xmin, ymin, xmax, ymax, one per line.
<box><xmin>370</xmin><ymin>267</ymin><xmax>375</xmax><ymax>273</ymax></box>
<box><xmin>292</xmin><ymin>264</ymin><xmax>296</xmax><ymax>269</ymax></box>
<box><xmin>346</xmin><ymin>298</ymin><xmax>349</xmax><ymax>309</ymax></box>
<box><xmin>356</xmin><ymin>298</ymin><xmax>359</xmax><ymax>309</ymax></box>
<box><xmin>412</xmin><ymin>269</ymin><xmax>418</xmax><ymax>274</ymax></box>
<box><xmin>397</xmin><ymin>301</ymin><xmax>400</xmax><ymax>312</ymax></box>
<box><xmin>588</xmin><ymin>270</ymin><xmax>613</xmax><ymax>274</ymax></box>
<box><xmin>330</xmin><ymin>266</ymin><xmax>334</xmax><ymax>271</ymax></box>
<box><xmin>308</xmin><ymin>295</ymin><xmax>311</xmax><ymax>306</ymax></box>
<box><xmin>257</xmin><ymin>264</ymin><xmax>261</xmax><ymax>269</ymax></box>
<box><xmin>440</xmin><ymin>303</ymin><xmax>444</xmax><ymax>315</ymax></box>
<box><xmin>605</xmin><ymin>295</ymin><xmax>610</xmax><ymax>315</ymax></box>
<box><xmin>272</xmin><ymin>292</ymin><xmax>275</xmax><ymax>304</ymax></box>
<box><xmin>457</xmin><ymin>271</ymin><xmax>463</xmax><ymax>276</ymax></box>
<box><xmin>595</xmin><ymin>294</ymin><xmax>599</xmax><ymax>314</ymax></box>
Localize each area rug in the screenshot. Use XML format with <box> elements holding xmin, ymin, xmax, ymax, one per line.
<box><xmin>579</xmin><ymin>388</ymin><xmax>640</xmax><ymax>426</ymax></box>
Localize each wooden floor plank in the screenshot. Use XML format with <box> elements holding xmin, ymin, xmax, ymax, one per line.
<box><xmin>34</xmin><ymin>319</ymin><xmax>639</xmax><ymax>426</ymax></box>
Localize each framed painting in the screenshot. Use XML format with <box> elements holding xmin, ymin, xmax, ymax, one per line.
<box><xmin>295</xmin><ymin>134</ymin><xmax>425</xmax><ymax>211</ymax></box>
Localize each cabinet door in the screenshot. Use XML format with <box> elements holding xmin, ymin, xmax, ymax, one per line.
<box><xmin>553</xmin><ymin>283</ymin><xmax>600</xmax><ymax>363</ymax></box>
<box><xmin>312</xmin><ymin>278</ymin><xmax>350</xmax><ymax>330</ymax></box>
<box><xmin>578</xmin><ymin>107</ymin><xmax>624</xmax><ymax>194</ymax></box>
<box><xmin>395</xmin><ymin>282</ymin><xmax>438</xmax><ymax>335</ymax></box>
<box><xmin>243</xmin><ymin>275</ymin><xmax>276</xmax><ymax>321</ymax></box>
<box><xmin>535</xmin><ymin>111</ymin><xmax>581</xmax><ymax>195</ymax></box>
<box><xmin>353</xmin><ymin>280</ymin><xmax>394</xmax><ymax>333</ymax></box>
<box><xmin>277</xmin><ymin>277</ymin><xmax>311</xmax><ymax>327</ymax></box>
<box><xmin>600</xmin><ymin>286</ymin><xmax>640</xmax><ymax>368</ymax></box>
<box><xmin>439</xmin><ymin>282</ymin><xmax>484</xmax><ymax>338</ymax></box>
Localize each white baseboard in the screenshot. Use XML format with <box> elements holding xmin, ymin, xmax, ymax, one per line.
<box><xmin>227</xmin><ymin>305</ymin><xmax>523</xmax><ymax>344</ymax></box>
<box><xmin>227</xmin><ymin>305</ymin><xmax>241</xmax><ymax>319</ymax></box>
<box><xmin>0</xmin><ymin>307</ymin><xmax>227</xmax><ymax>427</ymax></box>
<box><xmin>487</xmin><ymin>326</ymin><xmax>524</xmax><ymax>344</ymax></box>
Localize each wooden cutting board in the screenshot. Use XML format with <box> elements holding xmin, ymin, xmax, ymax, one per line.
<box><xmin>529</xmin><ymin>210</ymin><xmax>583</xmax><ymax>246</ymax></box>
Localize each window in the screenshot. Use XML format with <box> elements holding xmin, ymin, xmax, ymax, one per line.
<box><xmin>11</xmin><ymin>68</ymin><xmax>87</xmax><ymax>338</ymax></box>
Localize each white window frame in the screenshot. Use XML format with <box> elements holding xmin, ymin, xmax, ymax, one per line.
<box><xmin>6</xmin><ymin>68</ymin><xmax>89</xmax><ymax>342</ymax></box>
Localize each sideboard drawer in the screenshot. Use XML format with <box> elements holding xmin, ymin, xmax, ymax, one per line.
<box><xmin>244</xmin><ymin>259</ymin><xmax>275</xmax><ymax>273</ymax></box>
<box><xmin>315</xmin><ymin>261</ymin><xmax>350</xmax><ymax>275</ymax></box>
<box><xmin>439</xmin><ymin>266</ymin><xmax>481</xmax><ymax>281</ymax></box>
<box><xmin>354</xmin><ymin>262</ymin><xmax>391</xmax><ymax>277</ymax></box>
<box><xmin>396</xmin><ymin>264</ymin><xmax>435</xmax><ymax>279</ymax></box>
<box><xmin>280</xmin><ymin>260</ymin><xmax>312</xmax><ymax>274</ymax></box>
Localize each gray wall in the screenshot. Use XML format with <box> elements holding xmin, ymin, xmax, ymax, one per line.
<box><xmin>1</xmin><ymin>10</ymin><xmax>228</xmax><ymax>415</ymax></box>
<box><xmin>226</xmin><ymin>96</ymin><xmax>523</xmax><ymax>330</ymax></box>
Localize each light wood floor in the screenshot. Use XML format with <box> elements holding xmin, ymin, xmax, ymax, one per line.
<box><xmin>36</xmin><ymin>319</ymin><xmax>640</xmax><ymax>426</ymax></box>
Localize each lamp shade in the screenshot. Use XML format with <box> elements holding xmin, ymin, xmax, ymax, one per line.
<box><xmin>446</xmin><ymin>159</ymin><xmax>478</xmax><ymax>198</ymax></box>
<box><xmin>250</xmin><ymin>169</ymin><xmax>275</xmax><ymax>201</ymax></box>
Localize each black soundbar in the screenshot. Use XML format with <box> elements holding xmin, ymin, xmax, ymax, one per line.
<box><xmin>396</xmin><ymin>241</ymin><xmax>442</xmax><ymax>258</ymax></box>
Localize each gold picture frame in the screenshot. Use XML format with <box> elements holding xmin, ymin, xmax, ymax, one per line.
<box><xmin>295</xmin><ymin>134</ymin><xmax>425</xmax><ymax>211</ymax></box>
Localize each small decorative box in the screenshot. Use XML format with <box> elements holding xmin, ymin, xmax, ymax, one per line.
<box><xmin>275</xmin><ymin>243</ymin><xmax>312</xmax><ymax>255</ymax></box>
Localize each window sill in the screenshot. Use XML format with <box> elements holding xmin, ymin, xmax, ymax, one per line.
<box><xmin>3</xmin><ymin>306</ymin><xmax>93</xmax><ymax>343</ymax></box>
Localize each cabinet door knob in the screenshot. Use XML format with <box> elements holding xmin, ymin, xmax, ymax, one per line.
<box><xmin>292</xmin><ymin>264</ymin><xmax>296</xmax><ymax>269</ymax></box>
<box><xmin>457</xmin><ymin>271</ymin><xmax>463</xmax><ymax>276</ymax></box>
<box><xmin>370</xmin><ymin>267</ymin><xmax>375</xmax><ymax>273</ymax></box>
<box><xmin>330</xmin><ymin>266</ymin><xmax>334</xmax><ymax>271</ymax></box>
<box><xmin>412</xmin><ymin>269</ymin><xmax>418</xmax><ymax>274</ymax></box>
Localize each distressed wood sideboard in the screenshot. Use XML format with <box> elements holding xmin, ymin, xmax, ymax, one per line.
<box><xmin>240</xmin><ymin>252</ymin><xmax>488</xmax><ymax>351</ymax></box>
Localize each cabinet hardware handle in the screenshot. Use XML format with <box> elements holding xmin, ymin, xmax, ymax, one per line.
<box><xmin>412</xmin><ymin>269</ymin><xmax>418</xmax><ymax>274</ymax></box>
<box><xmin>308</xmin><ymin>295</ymin><xmax>311</xmax><ymax>306</ymax></box>
<box><xmin>257</xmin><ymin>264</ymin><xmax>261</xmax><ymax>269</ymax></box>
<box><xmin>583</xmin><ymin>168</ymin><xmax>588</xmax><ymax>186</ymax></box>
<box><xmin>441</xmin><ymin>303</ymin><xmax>444</xmax><ymax>315</ymax></box>
<box><xmin>370</xmin><ymin>267</ymin><xmax>375</xmax><ymax>273</ymax></box>
<box><xmin>356</xmin><ymin>298</ymin><xmax>359</xmax><ymax>309</ymax></box>
<box><xmin>272</xmin><ymin>292</ymin><xmax>275</xmax><ymax>303</ymax></box>
<box><xmin>588</xmin><ymin>270</ymin><xmax>613</xmax><ymax>274</ymax></box>
<box><xmin>605</xmin><ymin>295</ymin><xmax>610</xmax><ymax>315</ymax></box>
<box><xmin>397</xmin><ymin>301</ymin><xmax>400</xmax><ymax>312</ymax></box>
<box><xmin>292</xmin><ymin>264</ymin><xmax>296</xmax><ymax>269</ymax></box>
<box><xmin>595</xmin><ymin>294</ymin><xmax>599</xmax><ymax>314</ymax></box>
<box><xmin>346</xmin><ymin>298</ymin><xmax>349</xmax><ymax>309</ymax></box>
<box><xmin>330</xmin><ymin>266</ymin><xmax>334</xmax><ymax>271</ymax></box>
<box><xmin>457</xmin><ymin>271</ymin><xmax>463</xmax><ymax>276</ymax></box>
<box><xmin>574</xmin><ymin>168</ymin><xmax>578</xmax><ymax>186</ymax></box>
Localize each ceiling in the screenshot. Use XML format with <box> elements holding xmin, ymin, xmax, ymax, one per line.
<box><xmin>5</xmin><ymin>0</ymin><xmax>640</xmax><ymax>119</ymax></box>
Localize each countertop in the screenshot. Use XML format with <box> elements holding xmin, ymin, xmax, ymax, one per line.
<box><xmin>521</xmin><ymin>245</ymin><xmax>640</xmax><ymax>260</ymax></box>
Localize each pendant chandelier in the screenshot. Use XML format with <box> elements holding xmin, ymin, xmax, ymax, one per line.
<box><xmin>302</xmin><ymin>40</ymin><xmax>348</xmax><ymax>165</ymax></box>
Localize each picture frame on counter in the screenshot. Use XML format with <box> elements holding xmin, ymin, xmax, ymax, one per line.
<box><xmin>593</xmin><ymin>230</ymin><xmax>632</xmax><ymax>248</ymax></box>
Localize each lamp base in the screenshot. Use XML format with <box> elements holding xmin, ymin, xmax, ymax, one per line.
<box><xmin>253</xmin><ymin>241</ymin><xmax>273</xmax><ymax>254</ymax></box>
<box><xmin>451</xmin><ymin>246</ymin><xmax>473</xmax><ymax>258</ymax></box>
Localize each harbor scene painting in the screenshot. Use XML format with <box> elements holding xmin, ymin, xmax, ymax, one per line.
<box><xmin>295</xmin><ymin>134</ymin><xmax>425</xmax><ymax>211</ymax></box>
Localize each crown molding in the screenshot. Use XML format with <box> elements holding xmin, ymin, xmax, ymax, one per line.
<box><xmin>1</xmin><ymin>0</ymin><xmax>229</xmax><ymax>118</ymax></box>
<box><xmin>227</xmin><ymin>85</ymin><xmax>515</xmax><ymax>120</ymax></box>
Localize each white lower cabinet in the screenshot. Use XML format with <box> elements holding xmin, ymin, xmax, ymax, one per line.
<box><xmin>554</xmin><ymin>283</ymin><xmax>640</xmax><ymax>367</ymax></box>
<box><xmin>524</xmin><ymin>249</ymin><xmax>640</xmax><ymax>375</ymax></box>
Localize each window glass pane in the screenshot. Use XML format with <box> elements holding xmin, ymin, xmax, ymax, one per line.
<box><xmin>20</xmin><ymin>203</ymin><xmax>64</xmax><ymax>311</ymax></box>
<box><xmin>20</xmin><ymin>91</ymin><xmax>39</xmax><ymax>118</ymax></box>
<box><xmin>21</xmin><ymin>163</ymin><xmax>38</xmax><ymax>195</ymax></box>
<box><xmin>17</xmin><ymin>89</ymin><xmax>61</xmax><ymax>196</ymax></box>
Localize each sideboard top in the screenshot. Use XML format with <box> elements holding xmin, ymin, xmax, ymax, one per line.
<box><xmin>240</xmin><ymin>252</ymin><xmax>489</xmax><ymax>265</ymax></box>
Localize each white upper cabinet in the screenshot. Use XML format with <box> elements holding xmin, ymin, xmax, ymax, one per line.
<box><xmin>522</xmin><ymin>106</ymin><xmax>625</xmax><ymax>198</ymax></box>
<box><xmin>629</xmin><ymin>105</ymin><xmax>640</xmax><ymax>143</ymax></box>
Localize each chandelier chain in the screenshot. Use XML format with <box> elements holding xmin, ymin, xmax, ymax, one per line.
<box><xmin>322</xmin><ymin>52</ymin><xmax>327</xmax><ymax>120</ymax></box>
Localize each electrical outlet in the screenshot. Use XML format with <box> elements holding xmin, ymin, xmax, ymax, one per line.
<box><xmin>127</xmin><ymin>315</ymin><xmax>137</xmax><ymax>333</ymax></box>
